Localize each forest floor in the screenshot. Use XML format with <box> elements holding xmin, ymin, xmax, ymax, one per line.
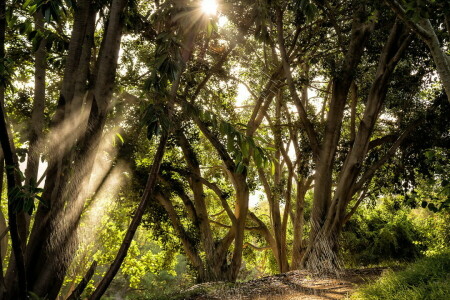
<box><xmin>181</xmin><ymin>267</ymin><xmax>395</xmax><ymax>300</ymax></box>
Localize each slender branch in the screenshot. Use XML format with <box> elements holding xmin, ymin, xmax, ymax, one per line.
<box><xmin>354</xmin><ymin>119</ymin><xmax>422</xmax><ymax>192</ymax></box>
<box><xmin>66</xmin><ymin>261</ymin><xmax>97</xmax><ymax>300</ymax></box>
<box><xmin>275</xmin><ymin>6</ymin><xmax>320</xmax><ymax>159</ymax></box>
<box><xmin>384</xmin><ymin>0</ymin><xmax>431</xmax><ymax>40</ymax></box>
<box><xmin>209</xmin><ymin>219</ymin><xmax>261</xmax><ymax>231</ymax></box>
<box><xmin>243</xmin><ymin>243</ymin><xmax>271</xmax><ymax>251</ymax></box>
<box><xmin>342</xmin><ymin>187</ymin><xmax>369</xmax><ymax>226</ymax></box>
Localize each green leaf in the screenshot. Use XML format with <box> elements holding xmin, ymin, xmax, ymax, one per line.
<box><xmin>116</xmin><ymin>133</ymin><xmax>124</xmax><ymax>144</ymax></box>
<box><xmin>236</xmin><ymin>162</ymin><xmax>245</xmax><ymax>174</ymax></box>
<box><xmin>241</xmin><ymin>140</ymin><xmax>250</xmax><ymax>158</ymax></box>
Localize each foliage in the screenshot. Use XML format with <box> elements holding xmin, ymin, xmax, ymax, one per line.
<box><xmin>351</xmin><ymin>251</ymin><xmax>450</xmax><ymax>300</ymax></box>
<box><xmin>341</xmin><ymin>196</ymin><xmax>424</xmax><ymax>266</ymax></box>
<box><xmin>1</xmin><ymin>0</ymin><xmax>450</xmax><ymax>298</ymax></box>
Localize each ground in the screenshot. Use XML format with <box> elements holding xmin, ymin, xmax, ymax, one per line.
<box><xmin>180</xmin><ymin>268</ymin><xmax>391</xmax><ymax>299</ymax></box>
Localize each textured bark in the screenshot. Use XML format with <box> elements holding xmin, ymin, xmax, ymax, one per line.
<box><xmin>24</xmin><ymin>1</ymin><xmax>96</xmax><ymax>284</ymax></box>
<box><xmin>419</xmin><ymin>19</ymin><xmax>450</xmax><ymax>103</ymax></box>
<box><xmin>228</xmin><ymin>178</ymin><xmax>249</xmax><ymax>280</ymax></box>
<box><xmin>155</xmin><ymin>192</ymin><xmax>207</xmax><ymax>281</ymax></box>
<box><xmin>290</xmin><ymin>178</ymin><xmax>311</xmax><ymax>269</ymax></box>
<box><xmin>176</xmin><ymin>132</ymin><xmax>234</xmax><ymax>281</ymax></box>
<box><xmin>302</xmin><ymin>20</ymin><xmax>410</xmax><ymax>272</ymax></box>
<box><xmin>25</xmin><ymin>9</ymin><xmax>46</xmax><ymax>188</ymax></box>
<box><xmin>326</xmin><ymin>22</ymin><xmax>411</xmax><ymax>233</ymax></box>
<box><xmin>23</xmin><ymin>1</ymin><xmax>127</xmax><ymax>298</ymax></box>
<box><xmin>190</xmin><ymin>112</ymin><xmax>250</xmax><ymax>281</ymax></box>
<box><xmin>268</xmin><ymin>91</ymin><xmax>289</xmax><ymax>273</ymax></box>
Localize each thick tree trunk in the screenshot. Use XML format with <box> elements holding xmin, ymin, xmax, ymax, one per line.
<box><xmin>308</xmin><ymin>41</ymin><xmax>370</xmax><ymax>266</ymax></box>
<box><xmin>25</xmin><ymin>9</ymin><xmax>46</xmax><ymax>189</ymax></box>
<box><xmin>23</xmin><ymin>1</ymin><xmax>127</xmax><ymax>298</ymax></box>
<box><xmin>302</xmin><ymin>9</ymin><xmax>375</xmax><ymax>272</ymax></box>
<box><xmin>24</xmin><ymin>1</ymin><xmax>96</xmax><ymax>288</ymax></box>
<box><xmin>303</xmin><ymin>21</ymin><xmax>410</xmax><ymax>272</ymax></box>
<box><xmin>419</xmin><ymin>19</ymin><xmax>450</xmax><ymax>103</ymax></box>
<box><xmin>271</xmin><ymin>92</ymin><xmax>289</xmax><ymax>273</ymax></box>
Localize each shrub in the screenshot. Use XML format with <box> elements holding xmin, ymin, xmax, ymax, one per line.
<box><xmin>351</xmin><ymin>251</ymin><xmax>450</xmax><ymax>300</ymax></box>
<box><xmin>341</xmin><ymin>197</ymin><xmax>424</xmax><ymax>266</ymax></box>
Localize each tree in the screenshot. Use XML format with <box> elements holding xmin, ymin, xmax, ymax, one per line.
<box><xmin>385</xmin><ymin>0</ymin><xmax>450</xmax><ymax>103</ymax></box>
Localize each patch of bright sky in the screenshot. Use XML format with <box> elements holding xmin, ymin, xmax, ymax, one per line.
<box><xmin>19</xmin><ymin>153</ymin><xmax>48</xmax><ymax>188</ymax></box>
<box><xmin>235</xmin><ymin>83</ymin><xmax>251</xmax><ymax>107</ymax></box>
<box><xmin>249</xmin><ymin>189</ymin><xmax>265</xmax><ymax>207</ymax></box>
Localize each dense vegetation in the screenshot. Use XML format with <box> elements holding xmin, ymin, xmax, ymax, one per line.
<box><xmin>352</xmin><ymin>252</ymin><xmax>450</xmax><ymax>300</ymax></box>
<box><xmin>0</xmin><ymin>0</ymin><xmax>449</xmax><ymax>299</ymax></box>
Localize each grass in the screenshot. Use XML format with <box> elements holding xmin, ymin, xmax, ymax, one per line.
<box><xmin>351</xmin><ymin>251</ymin><xmax>450</xmax><ymax>300</ymax></box>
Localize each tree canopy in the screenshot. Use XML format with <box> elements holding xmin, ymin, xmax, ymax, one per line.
<box><xmin>0</xmin><ymin>0</ymin><xmax>449</xmax><ymax>299</ymax></box>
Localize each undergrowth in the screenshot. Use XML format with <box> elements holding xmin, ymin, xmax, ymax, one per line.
<box><xmin>351</xmin><ymin>251</ymin><xmax>450</xmax><ymax>300</ymax></box>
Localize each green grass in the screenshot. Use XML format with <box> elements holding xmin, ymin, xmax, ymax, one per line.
<box><xmin>351</xmin><ymin>251</ymin><xmax>450</xmax><ymax>300</ymax></box>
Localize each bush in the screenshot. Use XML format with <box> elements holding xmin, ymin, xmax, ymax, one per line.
<box><xmin>341</xmin><ymin>197</ymin><xmax>424</xmax><ymax>266</ymax></box>
<box><xmin>351</xmin><ymin>251</ymin><xmax>450</xmax><ymax>300</ymax></box>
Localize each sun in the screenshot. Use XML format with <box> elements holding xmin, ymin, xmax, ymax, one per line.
<box><xmin>201</xmin><ymin>0</ymin><xmax>218</xmax><ymax>15</ymax></box>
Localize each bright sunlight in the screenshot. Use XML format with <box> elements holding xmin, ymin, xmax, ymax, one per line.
<box><xmin>201</xmin><ymin>0</ymin><xmax>218</xmax><ymax>15</ymax></box>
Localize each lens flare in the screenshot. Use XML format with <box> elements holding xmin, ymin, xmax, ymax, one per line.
<box><xmin>202</xmin><ymin>0</ymin><xmax>218</xmax><ymax>15</ymax></box>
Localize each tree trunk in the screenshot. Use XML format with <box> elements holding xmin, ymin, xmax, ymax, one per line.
<box><xmin>302</xmin><ymin>21</ymin><xmax>410</xmax><ymax>272</ymax></box>
<box><xmin>419</xmin><ymin>19</ymin><xmax>450</xmax><ymax>103</ymax></box>
<box><xmin>291</xmin><ymin>179</ymin><xmax>310</xmax><ymax>269</ymax></box>
<box><xmin>228</xmin><ymin>178</ymin><xmax>249</xmax><ymax>281</ymax></box>
<box><xmin>22</xmin><ymin>1</ymin><xmax>127</xmax><ymax>298</ymax></box>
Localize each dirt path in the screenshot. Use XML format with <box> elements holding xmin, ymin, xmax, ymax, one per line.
<box><xmin>185</xmin><ymin>268</ymin><xmax>388</xmax><ymax>300</ymax></box>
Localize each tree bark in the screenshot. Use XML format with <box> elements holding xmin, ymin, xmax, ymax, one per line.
<box><xmin>24</xmin><ymin>0</ymin><xmax>127</xmax><ymax>297</ymax></box>
<box><xmin>302</xmin><ymin>20</ymin><xmax>410</xmax><ymax>272</ymax></box>
<box><xmin>306</xmin><ymin>12</ymin><xmax>374</xmax><ymax>270</ymax></box>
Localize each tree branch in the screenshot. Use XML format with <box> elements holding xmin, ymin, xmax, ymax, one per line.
<box><xmin>384</xmin><ymin>0</ymin><xmax>431</xmax><ymax>40</ymax></box>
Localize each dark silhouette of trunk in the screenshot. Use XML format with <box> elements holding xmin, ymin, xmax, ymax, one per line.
<box><xmin>0</xmin><ymin>0</ymin><xmax>5</xmax><ymax>293</ymax></box>
<box><xmin>11</xmin><ymin>0</ymin><xmax>129</xmax><ymax>298</ymax></box>
<box><xmin>0</xmin><ymin>1</ymin><xmax>27</xmax><ymax>298</ymax></box>
<box><xmin>66</xmin><ymin>261</ymin><xmax>97</xmax><ymax>300</ymax></box>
